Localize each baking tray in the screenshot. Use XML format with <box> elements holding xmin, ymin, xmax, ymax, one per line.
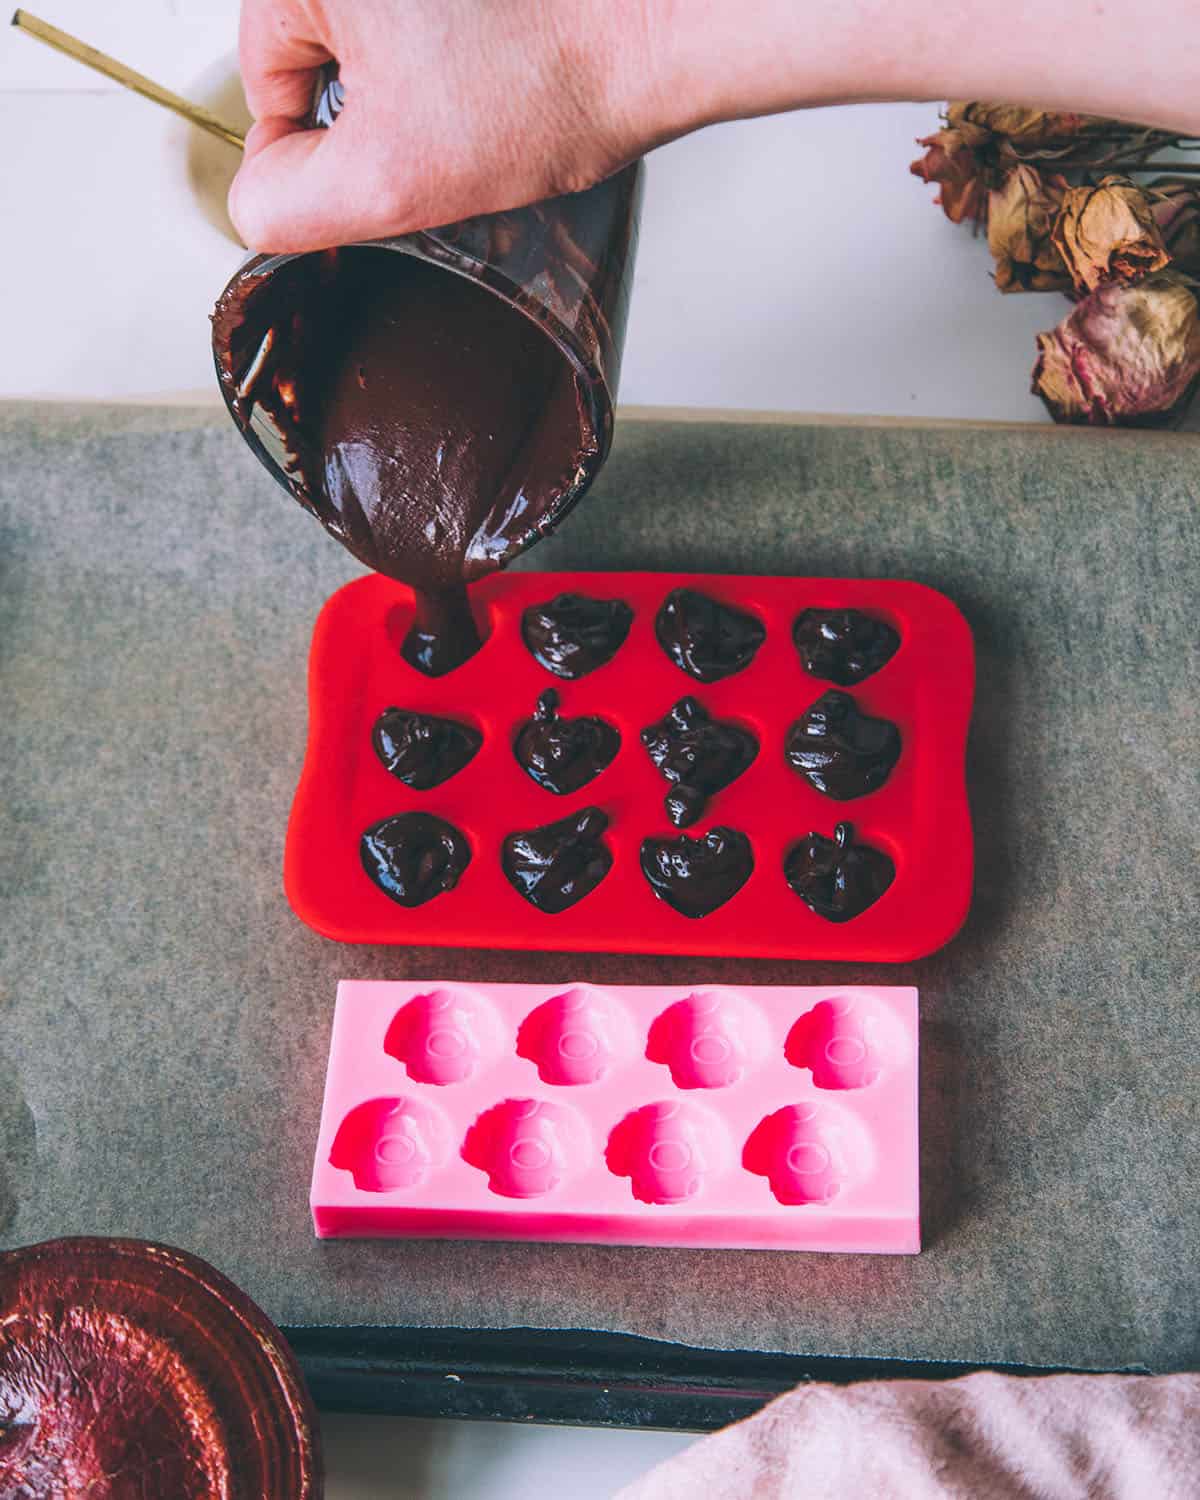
<box><xmin>1</xmin><ymin>402</ymin><xmax>1197</xmax><ymax>1425</ymax></box>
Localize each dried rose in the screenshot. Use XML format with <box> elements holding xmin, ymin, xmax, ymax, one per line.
<box><xmin>1052</xmin><ymin>175</ymin><xmax>1169</xmax><ymax>293</ymax></box>
<box><xmin>1032</xmin><ymin>273</ymin><xmax>1200</xmax><ymax>425</ymax></box>
<box><xmin>987</xmin><ymin>165</ymin><xmax>1071</xmax><ymax>292</ymax></box>
<box><xmin>910</xmin><ymin>123</ymin><xmax>991</xmax><ymax>224</ymax></box>
<box><xmin>947</xmin><ymin>102</ymin><xmax>1102</xmax><ymax>149</ymax></box>
<box><xmin>1150</xmin><ymin>181</ymin><xmax>1200</xmax><ymax>275</ymax></box>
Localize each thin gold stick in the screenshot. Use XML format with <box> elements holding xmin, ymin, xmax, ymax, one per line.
<box><xmin>10</xmin><ymin>9</ymin><xmax>245</xmax><ymax>150</ymax></box>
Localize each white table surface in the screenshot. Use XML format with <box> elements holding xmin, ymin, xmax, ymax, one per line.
<box><xmin>3</xmin><ymin>6</ymin><xmax>1061</xmax><ymax>1495</ymax></box>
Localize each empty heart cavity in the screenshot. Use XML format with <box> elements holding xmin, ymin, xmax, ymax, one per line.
<box><xmin>743</xmin><ymin>1101</ymin><xmax>873</xmax><ymax>1205</ymax></box>
<box><xmin>461</xmin><ymin>1098</ymin><xmax>592</xmax><ymax>1198</ymax></box>
<box><xmin>784</xmin><ymin>993</ymin><xmax>908</xmax><ymax>1090</ymax></box>
<box><xmin>516</xmin><ymin>987</ymin><xmax>637</xmax><ymax>1085</ymax></box>
<box><xmin>606</xmin><ymin>1100</ymin><xmax>733</xmax><ymax>1204</ymax></box>
<box><xmin>329</xmin><ymin>1096</ymin><xmax>454</xmax><ymax>1192</ymax></box>
<box><xmin>384</xmin><ymin>987</ymin><xmax>505</xmax><ymax>1085</ymax></box>
<box><xmin>646</xmin><ymin>989</ymin><xmax>770</xmax><ymax>1089</ymax></box>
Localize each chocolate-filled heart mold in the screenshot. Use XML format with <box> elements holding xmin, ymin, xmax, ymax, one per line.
<box><xmin>785</xmin><ymin>690</ymin><xmax>901</xmax><ymax>800</ymax></box>
<box><xmin>287</xmin><ymin>571</ymin><xmax>973</xmax><ymax>960</ymax></box>
<box><xmin>793</xmin><ymin>608</ymin><xmax>900</xmax><ymax>686</ymax></box>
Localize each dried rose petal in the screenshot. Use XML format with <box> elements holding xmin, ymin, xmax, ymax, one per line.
<box><xmin>1053</xmin><ymin>175</ymin><xmax>1170</xmax><ymax>294</ymax></box>
<box><xmin>946</xmin><ymin>102</ymin><xmax>1104</xmax><ymax>148</ymax></box>
<box><xmin>910</xmin><ymin>124</ymin><xmax>990</xmax><ymax>224</ymax></box>
<box><xmin>0</xmin><ymin>1237</ymin><xmax>321</xmax><ymax>1499</ymax></box>
<box><xmin>1150</xmin><ymin>180</ymin><xmax>1200</xmax><ymax>275</ymax></box>
<box><xmin>1032</xmin><ymin>273</ymin><xmax>1200</xmax><ymax>425</ymax></box>
<box><xmin>987</xmin><ymin>165</ymin><xmax>1071</xmax><ymax>292</ymax></box>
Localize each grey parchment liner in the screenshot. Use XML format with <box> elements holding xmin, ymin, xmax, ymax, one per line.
<box><xmin>0</xmin><ymin>404</ymin><xmax>1196</xmax><ymax>1371</ymax></box>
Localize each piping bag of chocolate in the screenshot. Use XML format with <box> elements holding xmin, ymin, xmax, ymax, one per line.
<box><xmin>212</xmin><ymin>69</ymin><xmax>643</xmax><ymax>675</ymax></box>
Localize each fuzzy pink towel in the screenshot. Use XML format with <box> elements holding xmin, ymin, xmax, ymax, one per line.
<box><xmin>616</xmin><ymin>1372</ymin><xmax>1200</xmax><ymax>1499</ymax></box>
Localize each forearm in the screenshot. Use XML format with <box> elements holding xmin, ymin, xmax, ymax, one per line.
<box><xmin>648</xmin><ymin>0</ymin><xmax>1200</xmax><ymax>137</ymax></box>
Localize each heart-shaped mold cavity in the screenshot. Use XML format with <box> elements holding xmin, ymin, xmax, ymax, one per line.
<box><xmin>655</xmin><ymin>589</ymin><xmax>765</xmax><ymax>682</ymax></box>
<box><xmin>640</xmin><ymin>697</ymin><xmax>758</xmax><ymax>828</ymax></box>
<box><xmin>361</xmin><ymin>811</ymin><xmax>472</xmax><ymax>905</ymax></box>
<box><xmin>384</xmin><ymin>987</ymin><xmax>504</xmax><ymax>1085</ymax></box>
<box><xmin>645</xmin><ymin>989</ymin><xmax>769</xmax><ymax>1089</ymax></box>
<box><xmin>783</xmin><ymin>822</ymin><xmax>895</xmax><ymax>923</ymax></box>
<box><xmin>516</xmin><ymin>987</ymin><xmax>637</xmax><ymax>1085</ymax></box>
<box><xmin>462</xmin><ymin>1098</ymin><xmax>592</xmax><ymax>1198</ymax></box>
<box><xmin>606</xmin><ymin>1100</ymin><xmax>733</xmax><ymax>1205</ymax></box>
<box><xmin>793</xmin><ymin>609</ymin><xmax>900</xmax><ymax>686</ymax></box>
<box><xmin>521</xmin><ymin>593</ymin><xmax>634</xmax><ymax>679</ymax></box>
<box><xmin>639</xmin><ymin>827</ymin><xmax>754</xmax><ymax>918</ymax></box>
<box><xmin>329</xmin><ymin>1095</ymin><xmax>454</xmax><ymax>1192</ymax></box>
<box><xmin>513</xmin><ymin>688</ymin><xmax>621</xmax><ymax>795</ymax></box>
<box><xmin>743</xmin><ymin>1101</ymin><xmax>873</xmax><ymax>1205</ymax></box>
<box><xmin>371</xmin><ymin>707</ymin><xmax>482</xmax><ymax>789</ymax></box>
<box><xmin>785</xmin><ymin>691</ymin><xmax>900</xmax><ymax>801</ymax></box>
<box><xmin>502</xmin><ymin>807</ymin><xmax>613</xmax><ymax>913</ymax></box>
<box><xmin>785</xmin><ymin>994</ymin><xmax>910</xmax><ymax>1090</ymax></box>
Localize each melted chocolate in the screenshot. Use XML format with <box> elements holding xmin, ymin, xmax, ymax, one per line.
<box><xmin>640</xmin><ymin>697</ymin><xmax>758</xmax><ymax>827</ymax></box>
<box><xmin>502</xmin><ymin>807</ymin><xmax>612</xmax><ymax>912</ymax></box>
<box><xmin>372</xmin><ymin>707</ymin><xmax>482</xmax><ymax>788</ymax></box>
<box><xmin>655</xmin><ymin>589</ymin><xmax>765</xmax><ymax>682</ymax></box>
<box><xmin>784</xmin><ymin>821</ymin><xmax>895</xmax><ymax>921</ymax></box>
<box><xmin>361</xmin><ymin>811</ymin><xmax>471</xmax><ymax>905</ymax></box>
<box><xmin>793</xmin><ymin>609</ymin><xmax>900</xmax><ymax>686</ymax></box>
<box><xmin>513</xmin><ymin>688</ymin><xmax>620</xmax><ymax>794</ymax></box>
<box><xmin>521</xmin><ymin>592</ymin><xmax>634</xmax><ymax>678</ymax></box>
<box><xmin>227</xmin><ymin>248</ymin><xmax>595</xmax><ymax>676</ymax></box>
<box><xmin>639</xmin><ymin>826</ymin><xmax>754</xmax><ymax>917</ymax></box>
<box><xmin>785</xmin><ymin>691</ymin><xmax>900</xmax><ymax>800</ymax></box>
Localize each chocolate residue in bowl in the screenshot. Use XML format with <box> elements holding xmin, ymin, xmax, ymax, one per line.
<box><xmin>216</xmin><ymin>248</ymin><xmax>598</xmax><ymax>676</ymax></box>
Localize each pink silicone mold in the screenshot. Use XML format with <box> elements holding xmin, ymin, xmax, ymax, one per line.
<box><xmin>516</xmin><ymin>986</ymin><xmax>637</xmax><ymax>1085</ymax></box>
<box><xmin>784</xmin><ymin>992</ymin><xmax>912</xmax><ymax>1091</ymax></box>
<box><xmin>384</xmin><ymin>987</ymin><xmax>503</xmax><ymax>1085</ymax></box>
<box><xmin>312</xmin><ymin>981</ymin><xmax>919</xmax><ymax>1252</ymax></box>
<box><xmin>645</xmin><ymin>989</ymin><xmax>770</xmax><ymax>1089</ymax></box>
<box><xmin>462</xmin><ymin>1098</ymin><xmax>592</xmax><ymax>1198</ymax></box>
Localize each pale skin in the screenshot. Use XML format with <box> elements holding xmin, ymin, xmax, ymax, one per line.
<box><xmin>229</xmin><ymin>0</ymin><xmax>1200</xmax><ymax>254</ymax></box>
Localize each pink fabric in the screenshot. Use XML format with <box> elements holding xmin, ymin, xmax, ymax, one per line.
<box><xmin>616</xmin><ymin>1372</ymin><xmax>1200</xmax><ymax>1499</ymax></box>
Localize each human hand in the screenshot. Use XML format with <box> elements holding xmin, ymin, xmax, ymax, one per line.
<box><xmin>228</xmin><ymin>0</ymin><xmax>677</xmax><ymax>252</ymax></box>
<box><xmin>229</xmin><ymin>0</ymin><xmax>1200</xmax><ymax>256</ymax></box>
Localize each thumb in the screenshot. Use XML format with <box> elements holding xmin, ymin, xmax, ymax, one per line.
<box><xmin>228</xmin><ymin>114</ymin><xmax>396</xmax><ymax>254</ymax></box>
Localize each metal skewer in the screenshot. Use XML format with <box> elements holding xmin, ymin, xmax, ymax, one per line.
<box><xmin>10</xmin><ymin>8</ymin><xmax>246</xmax><ymax>150</ymax></box>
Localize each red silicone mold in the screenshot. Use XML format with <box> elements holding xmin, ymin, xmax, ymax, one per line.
<box><xmin>285</xmin><ymin>571</ymin><xmax>974</xmax><ymax>959</ymax></box>
<box><xmin>312</xmin><ymin>981</ymin><xmax>920</xmax><ymax>1252</ymax></box>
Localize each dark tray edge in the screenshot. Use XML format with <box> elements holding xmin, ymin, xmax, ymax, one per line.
<box><xmin>285</xmin><ymin>1325</ymin><xmax>1123</xmax><ymax>1429</ymax></box>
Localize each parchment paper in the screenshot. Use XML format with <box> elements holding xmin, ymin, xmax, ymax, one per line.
<box><xmin>1</xmin><ymin>402</ymin><xmax>1196</xmax><ymax>1371</ymax></box>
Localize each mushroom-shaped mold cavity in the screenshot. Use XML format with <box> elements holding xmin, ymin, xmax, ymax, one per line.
<box><xmin>329</xmin><ymin>1096</ymin><xmax>454</xmax><ymax>1192</ymax></box>
<box><xmin>606</xmin><ymin>1100</ymin><xmax>733</xmax><ymax>1205</ymax></box>
<box><xmin>743</xmin><ymin>1101</ymin><xmax>873</xmax><ymax>1205</ymax></box>
<box><xmin>784</xmin><ymin>994</ymin><xmax>909</xmax><ymax>1090</ymax></box>
<box><xmin>516</xmin><ymin>987</ymin><xmax>637</xmax><ymax>1086</ymax></box>
<box><xmin>646</xmin><ymin>989</ymin><xmax>770</xmax><ymax>1090</ymax></box>
<box><xmin>462</xmin><ymin>1098</ymin><xmax>592</xmax><ymax>1198</ymax></box>
<box><xmin>384</xmin><ymin>987</ymin><xmax>504</xmax><ymax>1085</ymax></box>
